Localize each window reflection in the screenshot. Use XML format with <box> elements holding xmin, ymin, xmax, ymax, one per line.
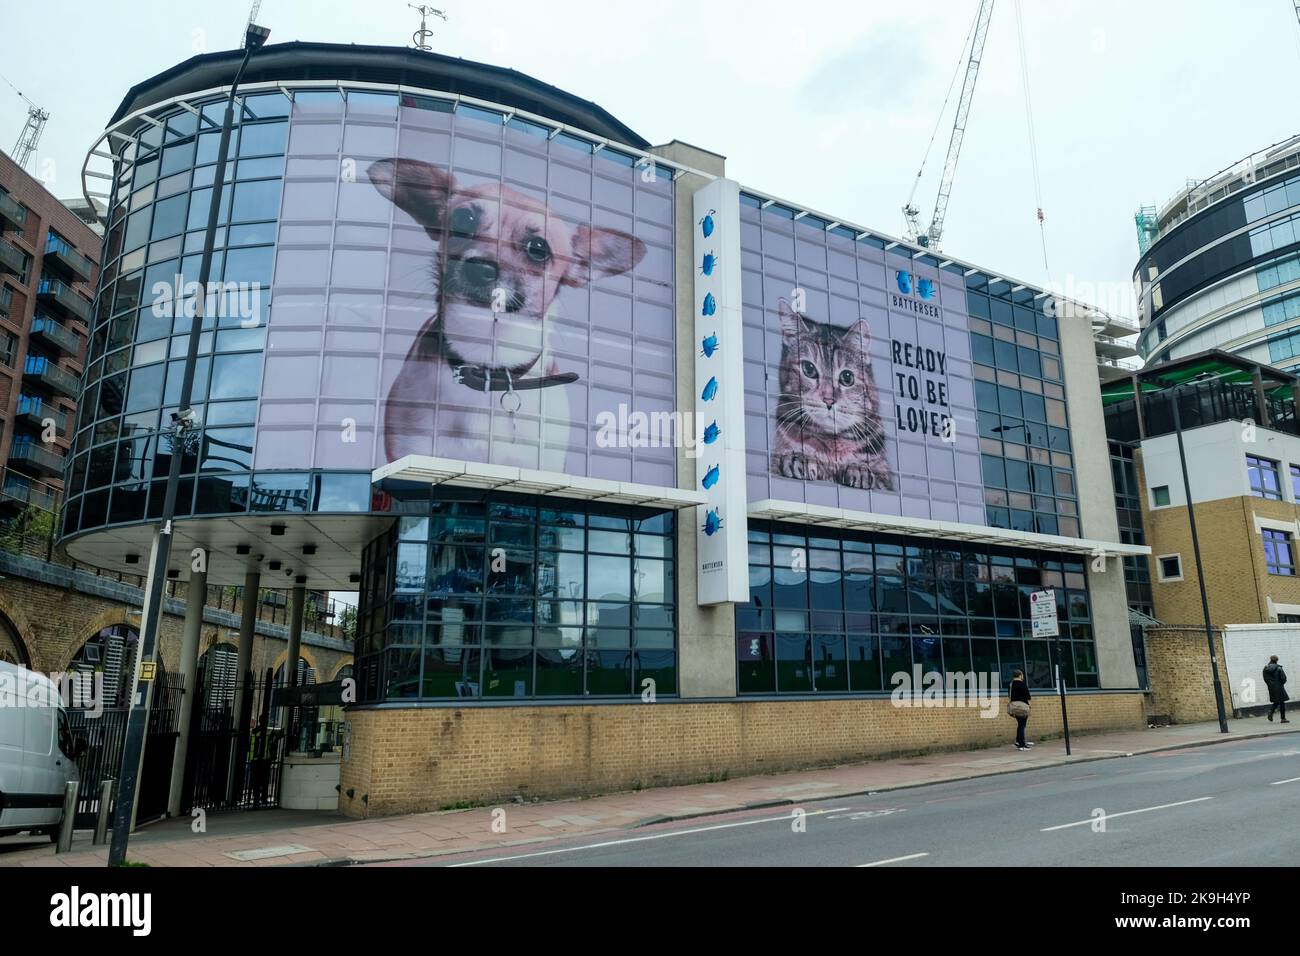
<box><xmin>357</xmin><ymin>492</ymin><xmax>677</xmax><ymax>701</ymax></box>
<box><xmin>736</xmin><ymin>522</ymin><xmax>1098</xmax><ymax>694</ymax></box>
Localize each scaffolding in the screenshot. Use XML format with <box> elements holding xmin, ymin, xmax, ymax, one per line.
<box><xmin>1134</xmin><ymin>205</ymin><xmax>1160</xmax><ymax>257</ymax></box>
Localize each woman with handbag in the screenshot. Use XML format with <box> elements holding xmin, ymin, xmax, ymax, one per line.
<box><xmin>1008</xmin><ymin>669</ymin><xmax>1033</xmax><ymax>751</ymax></box>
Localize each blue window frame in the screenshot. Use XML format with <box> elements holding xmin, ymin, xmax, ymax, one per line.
<box><xmin>1247</xmin><ymin>455</ymin><xmax>1283</xmax><ymax>500</ymax></box>
<box><xmin>1264</xmin><ymin>529</ymin><xmax>1295</xmax><ymax>576</ymax></box>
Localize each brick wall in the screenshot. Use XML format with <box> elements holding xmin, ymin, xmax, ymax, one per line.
<box><xmin>0</xmin><ymin>149</ymin><xmax>100</xmax><ymax>480</ymax></box>
<box><xmin>1137</xmin><ymin>449</ymin><xmax>1300</xmax><ymax>626</ymax></box>
<box><xmin>338</xmin><ymin>691</ymin><xmax>1147</xmax><ymax>817</ymax></box>
<box><xmin>1143</xmin><ymin>625</ymin><xmax>1229</xmax><ymax>724</ymax></box>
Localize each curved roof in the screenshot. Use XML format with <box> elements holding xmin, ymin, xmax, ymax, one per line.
<box><xmin>107</xmin><ymin>41</ymin><xmax>649</xmax><ymax>149</ymax></box>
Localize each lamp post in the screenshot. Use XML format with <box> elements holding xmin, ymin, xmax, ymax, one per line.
<box><xmin>1167</xmin><ymin>381</ymin><xmax>1231</xmax><ymax>735</ymax></box>
<box><xmin>108</xmin><ymin>23</ymin><xmax>271</xmax><ymax>866</ymax></box>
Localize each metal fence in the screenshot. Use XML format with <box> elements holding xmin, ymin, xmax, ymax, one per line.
<box><xmin>67</xmin><ymin>671</ymin><xmax>185</xmax><ymax>828</ymax></box>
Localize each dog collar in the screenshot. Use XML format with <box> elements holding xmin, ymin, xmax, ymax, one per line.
<box><xmin>432</xmin><ymin>326</ymin><xmax>578</xmax><ymax>411</ymax></box>
<box><xmin>451</xmin><ymin>364</ymin><xmax>579</xmax><ymax>393</ymax></box>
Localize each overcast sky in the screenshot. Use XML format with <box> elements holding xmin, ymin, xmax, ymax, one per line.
<box><xmin>5</xmin><ymin>0</ymin><xmax>1300</xmax><ymax>322</ymax></box>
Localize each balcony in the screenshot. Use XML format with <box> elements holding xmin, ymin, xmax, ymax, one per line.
<box><xmin>0</xmin><ymin>192</ymin><xmax>26</xmax><ymax>230</ymax></box>
<box><xmin>36</xmin><ymin>277</ymin><xmax>91</xmax><ymax>323</ymax></box>
<box><xmin>44</xmin><ymin>233</ymin><xmax>94</xmax><ymax>283</ymax></box>
<box><xmin>0</xmin><ymin>236</ymin><xmax>24</xmax><ymax>277</ymax></box>
<box><xmin>8</xmin><ymin>439</ymin><xmax>65</xmax><ymax>477</ymax></box>
<box><xmin>15</xmin><ymin>394</ymin><xmax>68</xmax><ymax>434</ymax></box>
<box><xmin>0</xmin><ymin>468</ymin><xmax>59</xmax><ymax>513</ymax></box>
<box><xmin>22</xmin><ymin>355</ymin><xmax>80</xmax><ymax>398</ymax></box>
<box><xmin>30</xmin><ymin>315</ymin><xmax>80</xmax><ymax>356</ymax></box>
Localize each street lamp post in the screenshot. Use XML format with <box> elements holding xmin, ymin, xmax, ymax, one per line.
<box><xmin>1168</xmin><ymin>383</ymin><xmax>1230</xmax><ymax>735</ymax></box>
<box><xmin>108</xmin><ymin>23</ymin><xmax>271</xmax><ymax>866</ymax></box>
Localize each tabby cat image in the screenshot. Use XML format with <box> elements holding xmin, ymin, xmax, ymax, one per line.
<box><xmin>770</xmin><ymin>299</ymin><xmax>894</xmax><ymax>490</ymax></box>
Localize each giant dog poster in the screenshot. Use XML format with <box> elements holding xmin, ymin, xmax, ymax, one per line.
<box><xmin>258</xmin><ymin>96</ymin><xmax>677</xmax><ymax>484</ymax></box>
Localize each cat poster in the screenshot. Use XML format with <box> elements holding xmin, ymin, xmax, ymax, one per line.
<box><xmin>742</xmin><ymin>199</ymin><xmax>985</xmax><ymax>523</ymax></box>
<box><xmin>770</xmin><ymin>299</ymin><xmax>896</xmax><ymax>490</ymax></box>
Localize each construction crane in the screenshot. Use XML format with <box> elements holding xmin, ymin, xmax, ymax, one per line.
<box><xmin>1</xmin><ymin>72</ymin><xmax>48</xmax><ymax>171</ymax></box>
<box><xmin>241</xmin><ymin>1</ymin><xmax>264</xmax><ymax>47</ymax></box>
<box><xmin>903</xmin><ymin>0</ymin><xmax>995</xmax><ymax>251</ymax></box>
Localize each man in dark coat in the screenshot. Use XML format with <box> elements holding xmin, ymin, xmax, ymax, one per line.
<box><xmin>1264</xmin><ymin>655</ymin><xmax>1290</xmax><ymax>723</ymax></box>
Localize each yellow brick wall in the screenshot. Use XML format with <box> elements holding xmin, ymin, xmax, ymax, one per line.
<box><xmin>1143</xmin><ymin>625</ymin><xmax>1230</xmax><ymax>725</ymax></box>
<box><xmin>338</xmin><ymin>692</ymin><xmax>1147</xmax><ymax>817</ymax></box>
<box><xmin>1137</xmin><ymin>450</ymin><xmax>1300</xmax><ymax>626</ymax></box>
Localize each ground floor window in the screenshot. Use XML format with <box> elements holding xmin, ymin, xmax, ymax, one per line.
<box><xmin>736</xmin><ymin>521</ymin><xmax>1099</xmax><ymax>694</ymax></box>
<box><xmin>355</xmin><ymin>488</ymin><xmax>677</xmax><ymax>702</ymax></box>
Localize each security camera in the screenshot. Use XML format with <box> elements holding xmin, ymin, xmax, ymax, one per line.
<box><xmin>170</xmin><ymin>408</ymin><xmax>200</xmax><ymax>429</ymax></box>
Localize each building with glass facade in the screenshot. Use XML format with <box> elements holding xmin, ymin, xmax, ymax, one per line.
<box><xmin>1134</xmin><ymin>134</ymin><xmax>1300</xmax><ymax>371</ymax></box>
<box><xmin>75</xmin><ymin>42</ymin><xmax>1149</xmax><ymax>815</ymax></box>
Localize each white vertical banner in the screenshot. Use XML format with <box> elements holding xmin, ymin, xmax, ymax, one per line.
<box><xmin>693</xmin><ymin>178</ymin><xmax>749</xmax><ymax>606</ymax></box>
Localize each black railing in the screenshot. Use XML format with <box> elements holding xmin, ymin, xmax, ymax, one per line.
<box><xmin>68</xmin><ymin>672</ymin><xmax>185</xmax><ymax>828</ymax></box>
<box><xmin>1141</xmin><ymin>380</ymin><xmax>1300</xmax><ymax>440</ymax></box>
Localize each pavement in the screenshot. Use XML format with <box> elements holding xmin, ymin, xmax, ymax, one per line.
<box><xmin>429</xmin><ymin>731</ymin><xmax>1300</xmax><ymax>867</ymax></box>
<box><xmin>3</xmin><ymin>715</ymin><xmax>1297</xmax><ymax>868</ymax></box>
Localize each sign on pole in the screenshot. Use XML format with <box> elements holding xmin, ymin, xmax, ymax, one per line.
<box><xmin>1031</xmin><ymin>588</ymin><xmax>1071</xmax><ymax>754</ymax></box>
<box><xmin>1030</xmin><ymin>589</ymin><xmax>1058</xmax><ymax>638</ymax></box>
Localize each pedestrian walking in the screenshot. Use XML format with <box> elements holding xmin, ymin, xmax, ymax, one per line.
<box><xmin>1008</xmin><ymin>668</ymin><xmax>1033</xmax><ymax>750</ymax></box>
<box><xmin>1264</xmin><ymin>655</ymin><xmax>1290</xmax><ymax>723</ymax></box>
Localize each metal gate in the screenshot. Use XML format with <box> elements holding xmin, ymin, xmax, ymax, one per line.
<box><xmin>180</xmin><ymin>668</ymin><xmax>285</xmax><ymax>813</ymax></box>
<box><xmin>67</xmin><ymin>673</ymin><xmax>183</xmax><ymax>828</ymax></box>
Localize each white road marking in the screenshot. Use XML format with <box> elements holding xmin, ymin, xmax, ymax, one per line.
<box><xmin>1041</xmin><ymin>796</ymin><xmax>1212</xmax><ymax>832</ymax></box>
<box><xmin>446</xmin><ymin>807</ymin><xmax>854</xmax><ymax>866</ymax></box>
<box><xmin>1270</xmin><ymin>776</ymin><xmax>1300</xmax><ymax>786</ymax></box>
<box><xmin>856</xmin><ymin>852</ymin><xmax>929</xmax><ymax>867</ymax></box>
<box><xmin>828</xmin><ymin>808</ymin><xmax>907</xmax><ymax>820</ymax></box>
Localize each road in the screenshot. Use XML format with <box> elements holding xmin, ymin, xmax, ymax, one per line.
<box><xmin>424</xmin><ymin>734</ymin><xmax>1300</xmax><ymax>867</ymax></box>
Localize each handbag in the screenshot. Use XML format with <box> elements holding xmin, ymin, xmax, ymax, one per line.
<box><xmin>1007</xmin><ymin>700</ymin><xmax>1030</xmax><ymax>719</ymax></box>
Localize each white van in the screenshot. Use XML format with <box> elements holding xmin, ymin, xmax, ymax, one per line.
<box><xmin>0</xmin><ymin>661</ymin><xmax>83</xmax><ymax>840</ymax></box>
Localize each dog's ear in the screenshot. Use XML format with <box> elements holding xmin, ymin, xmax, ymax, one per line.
<box><xmin>367</xmin><ymin>159</ymin><xmax>452</xmax><ymax>235</ymax></box>
<box><xmin>562</xmin><ymin>226</ymin><xmax>647</xmax><ymax>286</ymax></box>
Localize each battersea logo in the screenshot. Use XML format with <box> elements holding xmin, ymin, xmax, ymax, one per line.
<box><xmin>892</xmin><ymin>271</ymin><xmax>941</xmax><ymax>319</ymax></box>
<box><xmin>50</xmin><ymin>886</ymin><xmax>151</xmax><ymax>936</ymax></box>
<box><xmin>895</xmin><ymin>270</ymin><xmax>935</xmax><ymax>300</ymax></box>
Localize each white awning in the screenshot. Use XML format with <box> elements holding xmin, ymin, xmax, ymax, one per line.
<box><xmin>748</xmin><ymin>499</ymin><xmax>1151</xmax><ymax>557</ymax></box>
<box><xmin>373</xmin><ymin>455</ymin><xmax>706</xmax><ymax>511</ymax></box>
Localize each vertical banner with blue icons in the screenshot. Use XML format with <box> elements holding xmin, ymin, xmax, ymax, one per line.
<box><xmin>693</xmin><ymin>178</ymin><xmax>749</xmax><ymax>606</ymax></box>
